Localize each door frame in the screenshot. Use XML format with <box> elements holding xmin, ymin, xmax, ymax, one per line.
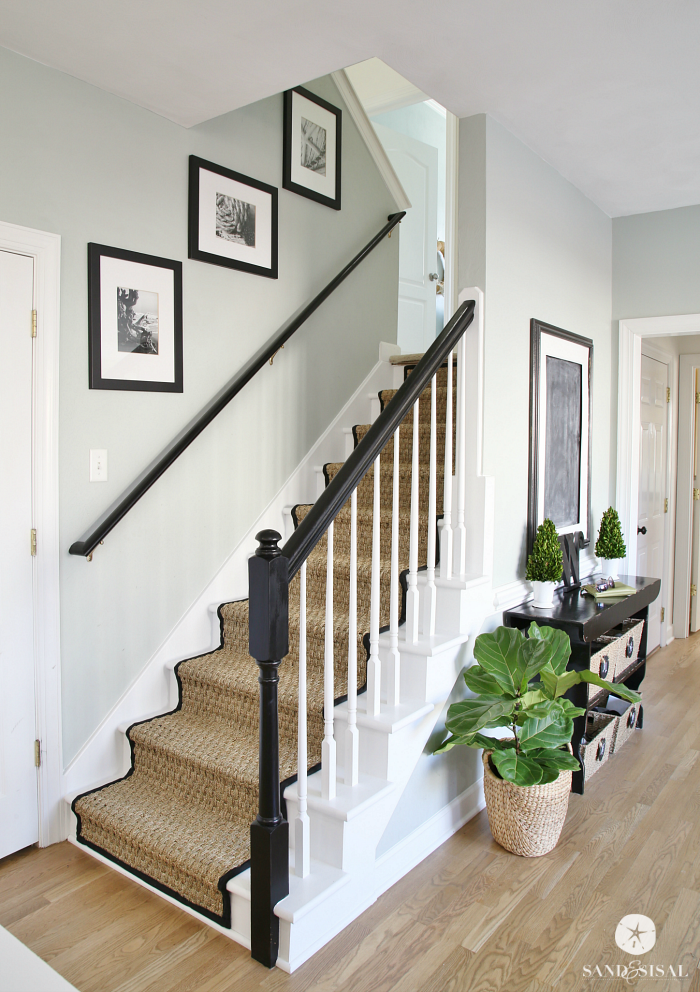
<box><xmin>618</xmin><ymin>314</ymin><xmax>700</xmax><ymax>644</ymax></box>
<box><xmin>0</xmin><ymin>220</ymin><xmax>62</xmax><ymax>845</ymax></box>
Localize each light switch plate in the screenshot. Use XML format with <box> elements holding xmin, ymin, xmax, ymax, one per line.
<box><xmin>89</xmin><ymin>449</ymin><xmax>108</xmax><ymax>482</ymax></box>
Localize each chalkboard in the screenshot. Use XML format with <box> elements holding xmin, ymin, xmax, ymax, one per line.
<box><xmin>544</xmin><ymin>356</ymin><xmax>582</xmax><ymax>527</ymax></box>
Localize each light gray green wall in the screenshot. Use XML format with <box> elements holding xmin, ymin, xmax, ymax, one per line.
<box><xmin>0</xmin><ymin>47</ymin><xmax>399</xmax><ymax>764</ymax></box>
<box><xmin>459</xmin><ymin>115</ymin><xmax>613</xmax><ymax>587</ymax></box>
<box><xmin>613</xmin><ymin>205</ymin><xmax>700</xmax><ymax>319</ymax></box>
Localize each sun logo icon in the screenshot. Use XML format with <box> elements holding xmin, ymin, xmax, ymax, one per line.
<box><xmin>615</xmin><ymin>915</ymin><xmax>656</xmax><ymax>955</ymax></box>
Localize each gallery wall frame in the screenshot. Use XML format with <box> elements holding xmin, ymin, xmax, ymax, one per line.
<box><xmin>283</xmin><ymin>86</ymin><xmax>342</xmax><ymax>211</ymax></box>
<box><xmin>188</xmin><ymin>155</ymin><xmax>279</xmax><ymax>278</ymax></box>
<box><xmin>528</xmin><ymin>318</ymin><xmax>593</xmax><ymax>556</ymax></box>
<box><xmin>88</xmin><ymin>243</ymin><xmax>183</xmax><ymax>392</ymax></box>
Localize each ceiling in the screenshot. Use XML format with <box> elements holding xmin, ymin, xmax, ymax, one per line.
<box><xmin>1</xmin><ymin>0</ymin><xmax>698</xmax><ymax>217</ymax></box>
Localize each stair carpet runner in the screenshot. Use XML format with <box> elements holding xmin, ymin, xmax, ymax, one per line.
<box><xmin>73</xmin><ymin>369</ymin><xmax>455</xmax><ymax>925</ymax></box>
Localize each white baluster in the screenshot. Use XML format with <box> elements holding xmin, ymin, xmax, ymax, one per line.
<box><xmin>440</xmin><ymin>349</ymin><xmax>453</xmax><ymax>579</ymax></box>
<box><xmin>367</xmin><ymin>455</ymin><xmax>382</xmax><ymax>716</ymax></box>
<box><xmin>345</xmin><ymin>489</ymin><xmax>359</xmax><ymax>785</ymax></box>
<box><xmin>406</xmin><ymin>400</ymin><xmax>420</xmax><ymax>643</ymax></box>
<box><xmin>387</xmin><ymin>427</ymin><xmax>401</xmax><ymax>706</ymax></box>
<box><xmin>423</xmin><ymin>374</ymin><xmax>437</xmax><ymax>636</ymax></box>
<box><xmin>295</xmin><ymin>561</ymin><xmax>310</xmax><ymax>877</ymax></box>
<box><xmin>454</xmin><ymin>334</ymin><xmax>467</xmax><ymax>576</ymax></box>
<box><xmin>322</xmin><ymin>522</ymin><xmax>336</xmax><ymax>800</ymax></box>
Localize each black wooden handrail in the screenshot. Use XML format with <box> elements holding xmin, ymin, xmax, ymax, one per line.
<box><xmin>281</xmin><ymin>299</ymin><xmax>476</xmax><ymax>577</ymax></box>
<box><xmin>69</xmin><ymin>212</ymin><xmax>406</xmax><ymax>558</ymax></box>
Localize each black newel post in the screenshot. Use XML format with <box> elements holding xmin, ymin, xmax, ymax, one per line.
<box><xmin>248</xmin><ymin>529</ymin><xmax>290</xmax><ymax>968</ymax></box>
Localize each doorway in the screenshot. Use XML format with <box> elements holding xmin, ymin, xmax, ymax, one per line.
<box><xmin>637</xmin><ymin>352</ymin><xmax>668</xmax><ymax>653</ymax></box>
<box><xmin>342</xmin><ymin>58</ymin><xmax>457</xmax><ymax>352</ymax></box>
<box><xmin>0</xmin><ymin>248</ymin><xmax>39</xmax><ymax>858</ymax></box>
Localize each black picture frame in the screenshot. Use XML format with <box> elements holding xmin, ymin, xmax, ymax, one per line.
<box><xmin>528</xmin><ymin>318</ymin><xmax>593</xmax><ymax>555</ymax></box>
<box><xmin>188</xmin><ymin>156</ymin><xmax>278</xmax><ymax>278</ymax></box>
<box><xmin>283</xmin><ymin>87</ymin><xmax>342</xmax><ymax>211</ymax></box>
<box><xmin>88</xmin><ymin>243</ymin><xmax>183</xmax><ymax>392</ymax></box>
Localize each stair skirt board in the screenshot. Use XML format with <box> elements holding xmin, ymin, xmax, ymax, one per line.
<box><xmin>72</xmin><ymin>375</ymin><xmax>455</xmax><ymax>926</ymax></box>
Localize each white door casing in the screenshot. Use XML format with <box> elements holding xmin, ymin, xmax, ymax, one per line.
<box><xmin>0</xmin><ymin>250</ymin><xmax>38</xmax><ymax>857</ymax></box>
<box><xmin>0</xmin><ymin>221</ymin><xmax>61</xmax><ymax>846</ymax></box>
<box><xmin>637</xmin><ymin>354</ymin><xmax>667</xmax><ymax>652</ymax></box>
<box><xmin>373</xmin><ymin>124</ymin><xmax>438</xmax><ymax>354</ymax></box>
<box><xmin>678</xmin><ymin>354</ymin><xmax>700</xmax><ymax>638</ymax></box>
<box><xmin>618</xmin><ymin>315</ymin><xmax>700</xmax><ymax>644</ymax></box>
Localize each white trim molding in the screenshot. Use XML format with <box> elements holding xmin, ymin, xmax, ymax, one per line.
<box><xmin>618</xmin><ymin>313</ymin><xmax>700</xmax><ymax>644</ymax></box>
<box><xmin>331</xmin><ymin>70</ymin><xmax>411</xmax><ymax>212</ymax></box>
<box><xmin>0</xmin><ymin>220</ymin><xmax>62</xmax><ymax>845</ymax></box>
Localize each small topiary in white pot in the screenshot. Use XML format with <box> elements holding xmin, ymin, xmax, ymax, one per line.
<box><xmin>526</xmin><ymin>518</ymin><xmax>563</xmax><ymax>608</ymax></box>
<box><xmin>595</xmin><ymin>507</ymin><xmax>626</xmax><ymax>580</ymax></box>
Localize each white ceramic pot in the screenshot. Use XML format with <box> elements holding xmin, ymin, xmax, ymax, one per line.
<box><xmin>531</xmin><ymin>580</ymin><xmax>556</xmax><ymax>608</ymax></box>
<box><xmin>599</xmin><ymin>558</ymin><xmax>620</xmax><ymax>580</ymax></box>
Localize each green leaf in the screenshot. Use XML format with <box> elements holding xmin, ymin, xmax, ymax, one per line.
<box><xmin>579</xmin><ymin>671</ymin><xmax>641</xmax><ymax>704</ymax></box>
<box><xmin>547</xmin><ymin>669</ymin><xmax>580</xmax><ymax>699</ymax></box>
<box><xmin>519</xmin><ymin>636</ymin><xmax>550</xmax><ymax>689</ymax></box>
<box><xmin>519</xmin><ymin>710</ymin><xmax>573</xmax><ymax>751</ymax></box>
<box><xmin>520</xmin><ymin>688</ymin><xmax>547</xmax><ymax>709</ymax></box>
<box><xmin>491</xmin><ymin>749</ymin><xmax>543</xmax><ymax>786</ymax></box>
<box><xmin>433</xmin><ymin>734</ymin><xmax>468</xmax><ymax>754</ymax></box>
<box><xmin>471</xmin><ymin>733</ymin><xmax>517</xmax><ymax>751</ymax></box>
<box><xmin>537</xmin><ymin>764</ymin><xmax>562</xmax><ymax>784</ymax></box>
<box><xmin>557</xmin><ymin>698</ymin><xmax>587</xmax><ymax>719</ymax></box>
<box><xmin>444</xmin><ymin>696</ymin><xmax>515</xmax><ymax>738</ymax></box>
<box><xmin>528</xmin><ymin>748</ymin><xmax>581</xmax><ymax>772</ymax></box>
<box><xmin>463</xmin><ymin>664</ymin><xmax>511</xmax><ymax>697</ymax></box>
<box><xmin>473</xmin><ymin>628</ymin><xmax>526</xmax><ymax>695</ymax></box>
<box><xmin>529</xmin><ymin>622</ymin><xmax>571</xmax><ymax>675</ymax></box>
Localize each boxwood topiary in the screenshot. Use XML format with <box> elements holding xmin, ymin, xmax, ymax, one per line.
<box><xmin>525</xmin><ymin>518</ymin><xmax>563</xmax><ymax>583</ymax></box>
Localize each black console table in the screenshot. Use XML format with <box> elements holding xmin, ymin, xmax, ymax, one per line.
<box><xmin>503</xmin><ymin>575</ymin><xmax>660</xmax><ymax>794</ymax></box>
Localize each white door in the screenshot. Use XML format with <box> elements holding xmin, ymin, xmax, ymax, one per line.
<box><xmin>637</xmin><ymin>354</ymin><xmax>668</xmax><ymax>652</ymax></box>
<box><xmin>0</xmin><ymin>249</ymin><xmax>38</xmax><ymax>858</ymax></box>
<box><xmin>373</xmin><ymin>124</ymin><xmax>438</xmax><ymax>354</ymax></box>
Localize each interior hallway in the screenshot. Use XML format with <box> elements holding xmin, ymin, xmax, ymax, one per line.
<box><xmin>2</xmin><ymin>633</ymin><xmax>700</xmax><ymax>992</ymax></box>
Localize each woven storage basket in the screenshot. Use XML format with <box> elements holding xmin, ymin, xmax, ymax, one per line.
<box><xmin>590</xmin><ymin>637</ymin><xmax>617</xmax><ymax>681</ymax></box>
<box><xmin>481</xmin><ymin>749</ymin><xmax>572</xmax><ymax>857</ymax></box>
<box><xmin>612</xmin><ymin>697</ymin><xmax>641</xmax><ymax>752</ymax></box>
<box><xmin>579</xmin><ymin>711</ymin><xmax>617</xmax><ymax>781</ymax></box>
<box><xmin>612</xmin><ymin>618</ymin><xmax>645</xmax><ymax>678</ymax></box>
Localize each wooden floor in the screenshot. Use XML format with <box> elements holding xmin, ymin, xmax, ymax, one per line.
<box><xmin>3</xmin><ymin>635</ymin><xmax>700</xmax><ymax>992</ymax></box>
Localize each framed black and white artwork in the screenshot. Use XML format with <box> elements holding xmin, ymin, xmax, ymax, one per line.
<box><xmin>283</xmin><ymin>87</ymin><xmax>341</xmax><ymax>210</ymax></box>
<box><xmin>527</xmin><ymin>319</ymin><xmax>593</xmax><ymax>554</ymax></box>
<box><xmin>88</xmin><ymin>243</ymin><xmax>183</xmax><ymax>392</ymax></box>
<box><xmin>188</xmin><ymin>156</ymin><xmax>278</xmax><ymax>278</ymax></box>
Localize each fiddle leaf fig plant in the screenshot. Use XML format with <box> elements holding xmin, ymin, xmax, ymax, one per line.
<box><xmin>434</xmin><ymin>622</ymin><xmax>641</xmax><ymax>787</ymax></box>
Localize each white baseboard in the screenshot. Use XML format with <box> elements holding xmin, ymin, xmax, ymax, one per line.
<box><xmin>63</xmin><ymin>348</ymin><xmax>398</xmax><ymax>803</ymax></box>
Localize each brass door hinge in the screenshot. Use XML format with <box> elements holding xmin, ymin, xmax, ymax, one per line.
<box><xmin>691</xmin><ymin>584</ymin><xmax>697</xmax><ymax>598</ymax></box>
<box><xmin>660</xmin><ymin>607</ymin><xmax>665</xmax><ymax>622</ymax></box>
<box><xmin>30</xmin><ymin>528</ymin><xmax>37</xmax><ymax>556</ymax></box>
<box><xmin>665</xmin><ymin>497</ymin><xmax>669</xmax><ymax>513</ymax></box>
<box><xmin>696</xmin><ymin>391</ymin><xmax>700</xmax><ymax>405</ymax></box>
<box><xmin>31</xmin><ymin>310</ymin><xmax>37</xmax><ymax>338</ymax></box>
<box><xmin>667</xmin><ymin>386</ymin><xmax>671</xmax><ymax>403</ymax></box>
<box><xmin>693</xmin><ymin>489</ymin><xmax>699</xmax><ymax>501</ymax></box>
<box><xmin>34</xmin><ymin>740</ymin><xmax>41</xmax><ymax>767</ymax></box>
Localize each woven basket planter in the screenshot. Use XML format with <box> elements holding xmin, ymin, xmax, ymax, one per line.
<box><xmin>482</xmin><ymin>749</ymin><xmax>572</xmax><ymax>857</ymax></box>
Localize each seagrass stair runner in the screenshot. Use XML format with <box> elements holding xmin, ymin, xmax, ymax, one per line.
<box><xmin>73</xmin><ymin>370</ymin><xmax>455</xmax><ymax>925</ymax></box>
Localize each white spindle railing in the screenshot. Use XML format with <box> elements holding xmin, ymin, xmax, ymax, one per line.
<box><xmin>366</xmin><ymin>455</ymin><xmax>381</xmax><ymax>716</ymax></box>
<box><xmin>405</xmin><ymin>399</ymin><xmax>421</xmax><ymax>642</ymax></box>
<box><xmin>440</xmin><ymin>350</ymin><xmax>453</xmax><ymax>579</ymax></box>
<box><xmin>345</xmin><ymin>488</ymin><xmax>359</xmax><ymax>785</ymax></box>
<box><xmin>387</xmin><ymin>426</ymin><xmax>401</xmax><ymax>706</ymax></box>
<box><xmin>423</xmin><ymin>374</ymin><xmax>437</xmax><ymax>636</ymax></box>
<box><xmin>296</xmin><ymin>561</ymin><xmax>310</xmax><ymax>877</ymax></box>
<box><xmin>322</xmin><ymin>522</ymin><xmax>336</xmax><ymax>800</ymax></box>
<box><xmin>455</xmin><ymin>334</ymin><xmax>467</xmax><ymax>576</ymax></box>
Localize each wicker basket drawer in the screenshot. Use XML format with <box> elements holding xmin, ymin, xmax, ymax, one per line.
<box><xmin>612</xmin><ymin>697</ymin><xmax>641</xmax><ymax>752</ymax></box>
<box><xmin>609</xmin><ymin>618</ymin><xmax>645</xmax><ymax>677</ymax></box>
<box><xmin>590</xmin><ymin>637</ymin><xmax>617</xmax><ymax>681</ymax></box>
<box><xmin>580</xmin><ymin>711</ymin><xmax>618</xmax><ymax>781</ymax></box>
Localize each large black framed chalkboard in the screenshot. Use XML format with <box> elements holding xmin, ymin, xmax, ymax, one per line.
<box><xmin>528</xmin><ymin>319</ymin><xmax>593</xmax><ymax>556</ymax></box>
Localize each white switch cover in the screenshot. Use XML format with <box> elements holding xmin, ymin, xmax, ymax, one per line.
<box><xmin>89</xmin><ymin>449</ymin><xmax>108</xmax><ymax>482</ymax></box>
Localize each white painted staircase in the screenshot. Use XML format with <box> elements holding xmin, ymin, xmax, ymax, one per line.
<box><xmin>64</xmin><ymin>289</ymin><xmax>494</xmax><ymax>973</ymax></box>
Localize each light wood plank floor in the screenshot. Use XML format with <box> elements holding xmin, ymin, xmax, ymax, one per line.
<box><xmin>3</xmin><ymin>634</ymin><xmax>700</xmax><ymax>991</ymax></box>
